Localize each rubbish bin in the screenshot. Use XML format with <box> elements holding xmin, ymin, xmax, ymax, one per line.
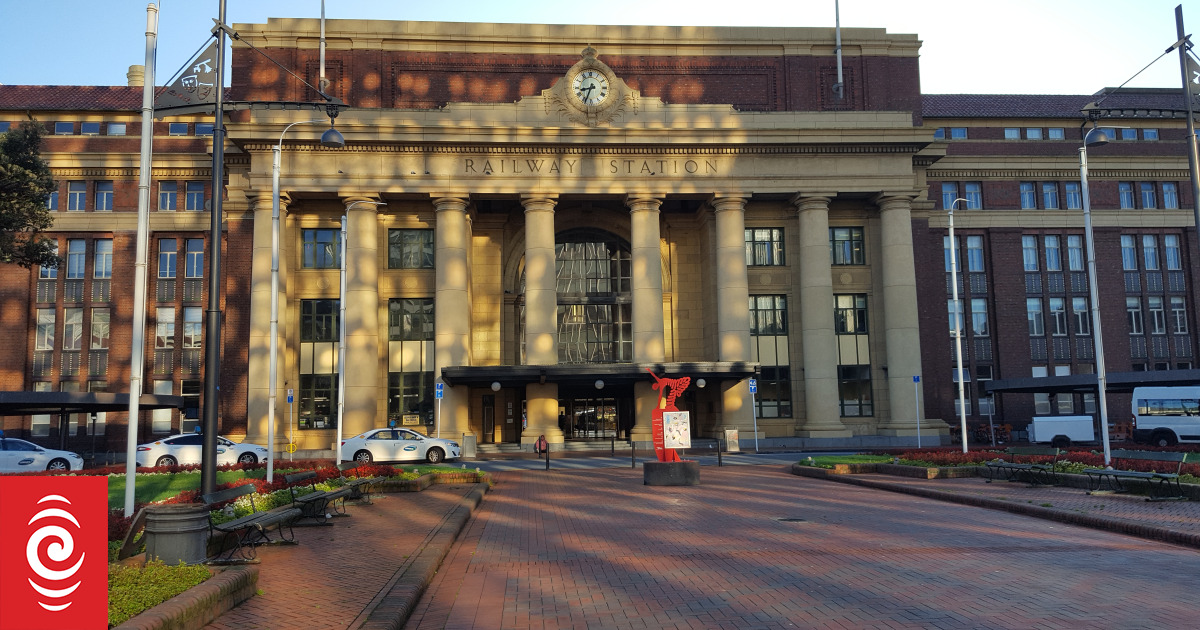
<box><xmin>461</xmin><ymin>434</ymin><xmax>477</xmax><ymax>459</ymax></box>
<box><xmin>143</xmin><ymin>504</ymin><xmax>209</xmax><ymax>565</ymax></box>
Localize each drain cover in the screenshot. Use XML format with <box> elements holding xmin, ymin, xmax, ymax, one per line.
<box><xmin>775</xmin><ymin>517</ymin><xmax>807</xmax><ymax>522</ymax></box>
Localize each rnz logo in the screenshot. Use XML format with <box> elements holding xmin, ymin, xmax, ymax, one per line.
<box><xmin>1</xmin><ymin>476</ymin><xmax>107</xmax><ymax>630</ymax></box>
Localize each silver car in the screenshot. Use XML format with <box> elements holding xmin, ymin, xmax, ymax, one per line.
<box><xmin>340</xmin><ymin>428</ymin><xmax>460</xmax><ymax>464</ymax></box>
<box><xmin>0</xmin><ymin>437</ymin><xmax>83</xmax><ymax>472</ymax></box>
<box><xmin>136</xmin><ymin>433</ymin><xmax>268</xmax><ymax>467</ymax></box>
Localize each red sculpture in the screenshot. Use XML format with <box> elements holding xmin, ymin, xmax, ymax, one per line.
<box><xmin>646</xmin><ymin>369</ymin><xmax>691</xmax><ymax>462</ymax></box>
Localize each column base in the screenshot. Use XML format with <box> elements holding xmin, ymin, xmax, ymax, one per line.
<box><xmin>795</xmin><ymin>428</ymin><xmax>853</xmax><ymax>439</ymax></box>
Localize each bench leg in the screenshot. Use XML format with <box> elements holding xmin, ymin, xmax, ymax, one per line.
<box><xmin>1147</xmin><ymin>477</ymin><xmax>1187</xmax><ymax>502</ymax></box>
<box><xmin>207</xmin><ymin>529</ymin><xmax>259</xmax><ymax>565</ymax></box>
<box><xmin>294</xmin><ymin>498</ymin><xmax>334</xmax><ymax>526</ymax></box>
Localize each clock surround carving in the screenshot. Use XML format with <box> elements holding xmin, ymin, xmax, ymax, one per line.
<box><xmin>544</xmin><ymin>46</ymin><xmax>638</xmax><ymax>127</ymax></box>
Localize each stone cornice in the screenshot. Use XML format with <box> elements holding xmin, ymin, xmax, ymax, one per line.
<box><xmin>243</xmin><ymin>142</ymin><xmax>928</xmax><ymax>156</ymax></box>
<box><xmin>927</xmin><ymin>169</ymin><xmax>1192</xmax><ymax>179</ymax></box>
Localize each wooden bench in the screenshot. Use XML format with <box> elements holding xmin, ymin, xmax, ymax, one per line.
<box><xmin>284</xmin><ymin>470</ymin><xmax>353</xmax><ymax>524</ymax></box>
<box><xmin>337</xmin><ymin>461</ymin><xmax>385</xmax><ymax>504</ymax></box>
<box><xmin>1083</xmin><ymin>450</ymin><xmax>1197</xmax><ymax>501</ymax></box>
<box><xmin>200</xmin><ymin>484</ymin><xmax>300</xmax><ymax>563</ymax></box>
<box><xmin>986</xmin><ymin>446</ymin><xmax>1063</xmax><ymax>486</ymax></box>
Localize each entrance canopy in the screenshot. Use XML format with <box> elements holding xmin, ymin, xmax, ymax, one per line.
<box><xmin>440</xmin><ymin>361</ymin><xmax>758</xmax><ymax>388</ymax></box>
<box><xmin>982</xmin><ymin>370</ymin><xmax>1200</xmax><ymax>395</ymax></box>
<box><xmin>0</xmin><ymin>391</ymin><xmax>185</xmax><ymax>416</ymax></box>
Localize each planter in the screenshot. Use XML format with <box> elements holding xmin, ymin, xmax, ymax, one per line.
<box><xmin>112</xmin><ymin>565</ymin><xmax>257</xmax><ymax>630</ymax></box>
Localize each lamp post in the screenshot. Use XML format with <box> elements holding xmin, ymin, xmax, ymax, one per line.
<box><xmin>267</xmin><ymin>120</ymin><xmax>345</xmax><ymax>483</ymax></box>
<box><xmin>335</xmin><ymin>200</ymin><xmax>385</xmax><ymax>465</ymax></box>
<box><xmin>1080</xmin><ymin>125</ymin><xmax>1113</xmax><ymax>465</ymax></box>
<box><xmin>948</xmin><ymin>197</ymin><xmax>969</xmax><ymax>454</ymax></box>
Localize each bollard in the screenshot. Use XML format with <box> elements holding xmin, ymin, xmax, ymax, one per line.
<box><xmin>717</xmin><ymin>437</ymin><xmax>723</xmax><ymax>467</ymax></box>
<box><xmin>631</xmin><ymin>441</ymin><xmax>636</xmax><ymax>469</ymax></box>
<box><xmin>545</xmin><ymin>441</ymin><xmax>550</xmax><ymax>470</ymax></box>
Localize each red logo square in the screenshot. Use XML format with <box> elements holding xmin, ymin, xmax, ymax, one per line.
<box><xmin>0</xmin><ymin>476</ymin><xmax>108</xmax><ymax>630</ymax></box>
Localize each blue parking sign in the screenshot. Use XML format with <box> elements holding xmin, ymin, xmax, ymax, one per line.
<box><xmin>748</xmin><ymin>378</ymin><xmax>757</xmax><ymax>394</ymax></box>
<box><xmin>435</xmin><ymin>383</ymin><xmax>444</xmax><ymax>399</ymax></box>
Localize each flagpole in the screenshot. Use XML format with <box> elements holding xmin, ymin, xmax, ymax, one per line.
<box><xmin>1176</xmin><ymin>5</ymin><xmax>1200</xmax><ymax>245</ymax></box>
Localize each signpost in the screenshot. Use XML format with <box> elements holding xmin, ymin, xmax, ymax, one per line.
<box><xmin>748</xmin><ymin>378</ymin><xmax>759</xmax><ymax>453</ymax></box>
<box><xmin>287</xmin><ymin>388</ymin><xmax>294</xmax><ymax>461</ymax></box>
<box><xmin>435</xmin><ymin>382</ymin><xmax>444</xmax><ymax>438</ymax></box>
<box><xmin>913</xmin><ymin>375</ymin><xmax>921</xmax><ymax>448</ymax></box>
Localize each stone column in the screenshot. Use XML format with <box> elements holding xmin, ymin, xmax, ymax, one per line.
<box><xmin>521</xmin><ymin>195</ymin><xmax>563</xmax><ymax>446</ymax></box>
<box><xmin>433</xmin><ymin>195</ymin><xmax>471</xmax><ymax>440</ymax></box>
<box><xmin>342</xmin><ymin>196</ymin><xmax>382</xmax><ymax>439</ymax></box>
<box><xmin>710</xmin><ymin>195</ymin><xmax>754</xmax><ymax>436</ymax></box>
<box><xmin>246</xmin><ymin>192</ymin><xmax>282</xmax><ymax>445</ymax></box>
<box><xmin>628</xmin><ymin>195</ymin><xmax>666</xmax><ymax>443</ymax></box>
<box><xmin>793</xmin><ymin>194</ymin><xmax>852</xmax><ymax>438</ymax></box>
<box><xmin>875</xmin><ymin>194</ymin><xmax>931</xmax><ymax>434</ymax></box>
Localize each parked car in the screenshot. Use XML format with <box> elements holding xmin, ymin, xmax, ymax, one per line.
<box><xmin>0</xmin><ymin>435</ymin><xmax>83</xmax><ymax>472</ymax></box>
<box><xmin>136</xmin><ymin>433</ymin><xmax>268</xmax><ymax>467</ymax></box>
<box><xmin>340</xmin><ymin>428</ymin><xmax>460</xmax><ymax>464</ymax></box>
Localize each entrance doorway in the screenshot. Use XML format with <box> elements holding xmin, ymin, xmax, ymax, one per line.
<box><xmin>562</xmin><ymin>396</ymin><xmax>617</xmax><ymax>439</ymax></box>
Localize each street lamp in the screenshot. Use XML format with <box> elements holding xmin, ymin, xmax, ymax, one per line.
<box><xmin>948</xmin><ymin>197</ymin><xmax>969</xmax><ymax>454</ymax></box>
<box><xmin>1080</xmin><ymin>124</ymin><xmax>1113</xmax><ymax>465</ymax></box>
<box><xmin>267</xmin><ymin>119</ymin><xmax>345</xmax><ymax>483</ymax></box>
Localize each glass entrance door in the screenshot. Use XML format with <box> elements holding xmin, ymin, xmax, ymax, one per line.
<box><xmin>564</xmin><ymin>397</ymin><xmax>617</xmax><ymax>439</ymax></box>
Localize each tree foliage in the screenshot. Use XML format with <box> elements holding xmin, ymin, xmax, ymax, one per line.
<box><xmin>0</xmin><ymin>121</ymin><xmax>59</xmax><ymax>268</ymax></box>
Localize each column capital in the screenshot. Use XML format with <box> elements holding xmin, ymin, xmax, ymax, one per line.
<box><xmin>341</xmin><ymin>195</ymin><xmax>384</xmax><ymax>212</ymax></box>
<box><xmin>790</xmin><ymin>193</ymin><xmax>835</xmax><ymax>211</ymax></box>
<box><xmin>432</xmin><ymin>196</ymin><xmax>470</xmax><ymax>213</ymax></box>
<box><xmin>709</xmin><ymin>195</ymin><xmax>747</xmax><ymax>213</ymax></box>
<box><xmin>521</xmin><ymin>195</ymin><xmax>557</xmax><ymax>213</ymax></box>
<box><xmin>249</xmin><ymin>191</ymin><xmax>275</xmax><ymax>212</ymax></box>
<box><xmin>625</xmin><ymin>195</ymin><xmax>662</xmax><ymax>213</ymax></box>
<box><xmin>872</xmin><ymin>192</ymin><xmax>919</xmax><ymax>210</ymax></box>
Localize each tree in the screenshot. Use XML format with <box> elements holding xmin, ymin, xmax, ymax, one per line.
<box><xmin>0</xmin><ymin>120</ymin><xmax>59</xmax><ymax>268</ymax></box>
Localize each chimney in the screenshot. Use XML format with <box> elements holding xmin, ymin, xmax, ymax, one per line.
<box><xmin>127</xmin><ymin>65</ymin><xmax>145</xmax><ymax>87</ymax></box>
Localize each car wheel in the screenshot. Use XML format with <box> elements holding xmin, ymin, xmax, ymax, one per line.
<box><xmin>156</xmin><ymin>455</ymin><xmax>178</xmax><ymax>467</ymax></box>
<box><xmin>46</xmin><ymin>458</ymin><xmax>70</xmax><ymax>472</ymax></box>
<box><xmin>426</xmin><ymin>447</ymin><xmax>444</xmax><ymax>464</ymax></box>
<box><xmin>1050</xmin><ymin>436</ymin><xmax>1070</xmax><ymax>449</ymax></box>
<box><xmin>237</xmin><ymin>452</ymin><xmax>258</xmax><ymax>465</ymax></box>
<box><xmin>354</xmin><ymin>450</ymin><xmax>373</xmax><ymax>464</ymax></box>
<box><xmin>1152</xmin><ymin>431</ymin><xmax>1177</xmax><ymax>448</ymax></box>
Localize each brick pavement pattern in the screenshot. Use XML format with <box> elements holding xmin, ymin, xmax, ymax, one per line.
<box><xmin>405</xmin><ymin>466</ymin><xmax>1199</xmax><ymax>630</ymax></box>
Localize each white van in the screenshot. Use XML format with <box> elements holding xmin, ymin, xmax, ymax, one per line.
<box><xmin>1028</xmin><ymin>416</ymin><xmax>1095</xmax><ymax>448</ymax></box>
<box><xmin>1130</xmin><ymin>386</ymin><xmax>1200</xmax><ymax>447</ymax></box>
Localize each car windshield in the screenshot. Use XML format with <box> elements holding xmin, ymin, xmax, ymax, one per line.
<box><xmin>4</xmin><ymin>439</ymin><xmax>38</xmax><ymax>451</ymax></box>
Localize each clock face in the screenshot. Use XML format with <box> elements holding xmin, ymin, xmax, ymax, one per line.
<box><xmin>571</xmin><ymin>70</ymin><xmax>609</xmax><ymax>106</ymax></box>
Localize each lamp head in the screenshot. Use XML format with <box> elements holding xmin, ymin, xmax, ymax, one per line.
<box><xmin>491</xmin><ymin>381</ymin><xmax>501</xmax><ymax>392</ymax></box>
<box><xmin>321</xmin><ymin>126</ymin><xmax>345</xmax><ymax>148</ymax></box>
<box><xmin>1084</xmin><ymin>126</ymin><xmax>1110</xmax><ymax>148</ymax></box>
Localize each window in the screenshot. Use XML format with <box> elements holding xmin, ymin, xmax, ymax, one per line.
<box><xmin>1004</xmin><ymin>128</ymin><xmax>1020</xmax><ymax>140</ymax></box>
<box><xmin>1022</xmin><ymin>235</ymin><xmax>1038</xmax><ymax>271</ymax></box>
<box><xmin>1121</xmin><ymin>235</ymin><xmax>1137</xmax><ymax>271</ymax></box>
<box><xmin>1140</xmin><ymin>128</ymin><xmax>1159</xmax><ymax>141</ymax></box>
<box><xmin>169</xmin><ymin>122</ymin><xmax>188</xmax><ymax>136</ymax></box>
<box><xmin>837</xmin><ymin>365</ymin><xmax>872</xmax><ymax>417</ymax></box>
<box><xmin>749</xmin><ymin>295</ymin><xmax>788</xmax><ymax>335</ymax></box>
<box><xmin>1032</xmin><ymin>366</ymin><xmax>1051</xmax><ymax>415</ymax></box>
<box><xmin>1048</xmin><ymin>128</ymin><xmax>1064</xmax><ymax>140</ymax></box>
<box><xmin>743</xmin><ymin>227</ymin><xmax>786</xmax><ymax>267</ymax></box>
<box><xmin>159</xmin><ymin>182</ymin><xmax>176</xmax><ymax>210</ymax></box>
<box><xmin>66</xmin><ymin>239</ymin><xmax>86</xmax><ymax>279</ymax></box>
<box><xmin>1127</xmin><ymin>298</ymin><xmax>1144</xmax><ymax>335</ymax></box>
<box><xmin>185</xmin><ymin>239</ymin><xmax>204</xmax><ymax>279</ymax></box>
<box><xmin>388</xmin><ymin>298</ymin><xmax>434</xmax><ymax>341</ymax></box>
<box><xmin>1163</xmin><ymin>183</ymin><xmax>1178</xmax><ymax>209</ymax></box>
<box><xmin>1042</xmin><ymin>183</ymin><xmax>1059</xmax><ymax>209</ymax></box>
<box><xmin>1072</xmin><ymin>297</ymin><xmax>1090</xmax><ymax>335</ymax></box>
<box><xmin>93</xmin><ymin>239</ymin><xmax>112</xmax><ymax>279</ymax></box>
<box><xmin>301</xmin><ymin>299</ymin><xmax>340</xmax><ymax>342</ymax></box>
<box><xmin>1049</xmin><ymin>298</ymin><xmax>1068</xmax><ymax>336</ymax></box>
<box><xmin>1020</xmin><ymin>182</ymin><xmax>1036</xmax><ymax>209</ymax></box>
<box><xmin>35</xmin><ymin>309</ymin><xmax>55</xmax><ymax>350</ymax></box>
<box><xmin>94</xmin><ymin>181</ymin><xmax>113</xmax><ymax>211</ymax></box>
<box><xmin>1119</xmin><ymin>182</ymin><xmax>1135</xmax><ymax>209</ymax></box>
<box><xmin>91</xmin><ymin>308</ymin><xmax>110</xmax><ymax>349</ymax></box>
<box><xmin>195</xmin><ymin>123</ymin><xmax>214</xmax><ymax>136</ymax></box>
<box><xmin>1027</xmin><ymin>298</ymin><xmax>1044</xmax><ymax>336</ymax></box>
<box><xmin>970</xmin><ymin>298</ymin><xmax>989</xmax><ymax>336</ymax></box>
<box><xmin>67</xmin><ymin>181</ymin><xmax>85</xmax><ymax>211</ymax></box>
<box><xmin>303</xmin><ymin>229</ymin><xmax>342</xmax><ymax>269</ymax></box>
<box><xmin>81</xmin><ymin>122</ymin><xmax>100</xmax><ymax>135</ymax></box>
<box><xmin>1026</xmin><ymin>127</ymin><xmax>1042</xmax><ymax>140</ymax></box>
<box><xmin>1044</xmin><ymin>235</ymin><xmax>1061</xmax><ymax>271</ymax></box>
<box><xmin>39</xmin><ymin>253</ymin><xmax>57</xmax><ymax>280</ymax></box>
<box><xmin>943</xmin><ymin>235</ymin><xmax>959</xmax><ymax>272</ymax></box>
<box><xmin>107</xmin><ymin>122</ymin><xmax>126</xmax><ymax>136</ymax></box>
<box><xmin>156</xmin><ymin>307</ymin><xmax>175</xmax><ymax>349</ymax></box>
<box><xmin>184</xmin><ymin>182</ymin><xmax>205</xmax><ymax>211</ymax></box>
<box><xmin>966</xmin><ymin>235</ymin><xmax>984</xmax><ymax>272</ymax></box>
<box><xmin>932</xmin><ymin>128</ymin><xmax>945</xmax><ymax>139</ymax></box>
<box><xmin>829</xmin><ymin>227</ymin><xmax>864</xmax><ymax>265</ymax></box>
<box><xmin>948</xmin><ymin>299</ymin><xmax>963</xmax><ymax>335</ymax></box>
<box><xmin>964</xmin><ymin>182</ymin><xmax>982</xmax><ymax>209</ymax></box>
<box><xmin>949</xmin><ymin>127</ymin><xmax>967</xmax><ymax>139</ymax></box>
<box><xmin>387</xmin><ymin>229</ymin><xmax>434</xmax><ymax>269</ymax></box>
<box><xmin>1121</xmin><ymin>129</ymin><xmax>1137</xmax><ymax>141</ymax></box>
<box><xmin>941</xmin><ymin>182</ymin><xmax>958</xmax><ymax>210</ymax></box>
<box><xmin>1149</xmin><ymin>296</ymin><xmax>1166</xmax><ymax>334</ymax></box>
<box><xmin>1140</xmin><ymin>183</ymin><xmax>1156</xmax><ymax>209</ymax></box>
<box><xmin>54</xmin><ymin>122</ymin><xmax>73</xmax><ymax>135</ymax></box>
<box><xmin>1165</xmin><ymin>234</ymin><xmax>1182</xmax><ymax>270</ymax></box>
<box><xmin>152</xmin><ymin>380</ymin><xmax>173</xmax><ymax>433</ymax></box>
<box><xmin>1171</xmin><ymin>296</ymin><xmax>1188</xmax><ymax>334</ymax></box>
<box><xmin>46</xmin><ymin>190</ymin><xmax>58</xmax><ymax>210</ymax></box>
<box><xmin>834</xmin><ymin>294</ymin><xmax>868</xmax><ymax>334</ymax></box>
<box><xmin>1067</xmin><ymin>235</ymin><xmax>1083</xmax><ymax>271</ymax></box>
<box><xmin>1064</xmin><ymin>182</ymin><xmax>1081</xmax><ymax>209</ymax></box>
<box><xmin>64</xmin><ymin>307</ymin><xmax>83</xmax><ymax>351</ymax></box>
<box><xmin>158</xmin><ymin>239</ymin><xmax>177</xmax><ymax>278</ymax></box>
<box><xmin>0</xmin><ymin>122</ymin><xmax>10</xmax><ymax>132</ymax></box>
<box><xmin>1142</xmin><ymin>235</ymin><xmax>1159</xmax><ymax>271</ymax></box>
<box><xmin>183</xmin><ymin>307</ymin><xmax>202</xmax><ymax>348</ymax></box>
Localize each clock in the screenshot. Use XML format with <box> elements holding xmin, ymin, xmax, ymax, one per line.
<box><xmin>571</xmin><ymin>69</ymin><xmax>610</xmax><ymax>106</ymax></box>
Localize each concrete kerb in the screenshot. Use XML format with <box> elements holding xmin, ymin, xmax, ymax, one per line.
<box><xmin>791</xmin><ymin>463</ymin><xmax>1200</xmax><ymax>551</ymax></box>
<box><xmin>113</xmin><ymin>565</ymin><xmax>259</xmax><ymax>630</ymax></box>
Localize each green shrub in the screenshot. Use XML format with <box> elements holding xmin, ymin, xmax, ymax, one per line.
<box><xmin>108</xmin><ymin>560</ymin><xmax>210</xmax><ymax>627</ymax></box>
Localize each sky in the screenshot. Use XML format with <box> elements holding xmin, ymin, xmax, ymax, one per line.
<box><xmin>0</xmin><ymin>0</ymin><xmax>1195</xmax><ymax>95</ymax></box>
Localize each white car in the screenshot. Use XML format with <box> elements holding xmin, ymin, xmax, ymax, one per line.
<box><xmin>136</xmin><ymin>433</ymin><xmax>268</xmax><ymax>468</ymax></box>
<box><xmin>341</xmin><ymin>428</ymin><xmax>460</xmax><ymax>464</ymax></box>
<box><xmin>0</xmin><ymin>437</ymin><xmax>83</xmax><ymax>472</ymax></box>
